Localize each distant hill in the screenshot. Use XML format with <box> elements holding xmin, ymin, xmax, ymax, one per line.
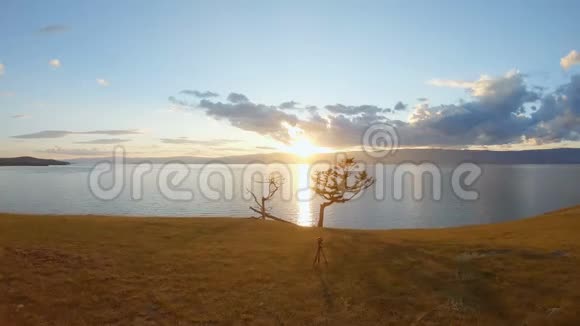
<box><xmin>67</xmin><ymin>148</ymin><xmax>580</xmax><ymax>165</ymax></box>
<box><xmin>0</xmin><ymin>157</ymin><xmax>70</xmax><ymax>166</ymax></box>
<box><xmin>358</xmin><ymin>148</ymin><xmax>580</xmax><ymax>165</ymax></box>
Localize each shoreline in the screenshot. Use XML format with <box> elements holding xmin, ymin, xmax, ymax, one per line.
<box><xmin>0</xmin><ymin>204</ymin><xmax>578</xmax><ymax>231</ymax></box>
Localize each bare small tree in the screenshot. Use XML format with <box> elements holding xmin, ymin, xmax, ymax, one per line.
<box><xmin>311</xmin><ymin>157</ymin><xmax>375</xmax><ymax>228</ymax></box>
<box><xmin>248</xmin><ymin>174</ymin><xmax>292</xmax><ymax>224</ymax></box>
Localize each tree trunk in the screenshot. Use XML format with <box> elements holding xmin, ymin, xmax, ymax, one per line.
<box><xmin>261</xmin><ymin>198</ymin><xmax>266</xmax><ymax>220</ymax></box>
<box><xmin>317</xmin><ymin>203</ymin><xmax>328</xmax><ymax>228</ymax></box>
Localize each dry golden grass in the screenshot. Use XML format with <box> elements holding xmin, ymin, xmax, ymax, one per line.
<box><xmin>1</xmin><ymin>206</ymin><xmax>579</xmax><ymax>325</ymax></box>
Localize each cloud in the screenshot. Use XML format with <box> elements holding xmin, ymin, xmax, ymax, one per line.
<box><xmin>12</xmin><ymin>130</ymin><xmax>72</xmax><ymax>139</ymax></box>
<box><xmin>256</xmin><ymin>146</ymin><xmax>277</xmax><ymax>150</ymax></box>
<box><xmin>167</xmin><ymin>92</ymin><xmax>390</xmax><ymax>147</ymax></box>
<box><xmin>39</xmin><ymin>25</ymin><xmax>70</xmax><ymax>34</ymax></box>
<box><xmin>197</xmin><ymin>99</ymin><xmax>300</xmax><ymax>142</ymax></box>
<box><xmin>170</xmin><ymin>70</ymin><xmax>580</xmax><ymax>149</ymax></box>
<box><xmin>325</xmin><ymin>104</ymin><xmax>385</xmax><ymax>115</ymax></box>
<box><xmin>74</xmin><ymin>138</ymin><xmax>131</xmax><ymax>144</ymax></box>
<box><xmin>227</xmin><ymin>92</ymin><xmax>249</xmax><ymax>103</ymax></box>
<box><xmin>167</xmin><ymin>96</ymin><xmax>192</xmax><ymax>107</ymax></box>
<box><xmin>417</xmin><ymin>97</ymin><xmax>428</xmax><ymax>102</ymax></box>
<box><xmin>49</xmin><ymin>59</ymin><xmax>61</xmax><ymax>68</ymax></box>
<box><xmin>215</xmin><ymin>147</ymin><xmax>251</xmax><ymax>153</ymax></box>
<box><xmin>180</xmin><ymin>90</ymin><xmax>219</xmax><ymax>98</ymax></box>
<box><xmin>306</xmin><ymin>105</ymin><xmax>319</xmax><ymax>114</ymax></box>
<box><xmin>41</xmin><ymin>147</ymin><xmax>110</xmax><ymax>156</ymax></box>
<box><xmin>405</xmin><ymin>71</ymin><xmax>556</xmax><ymax>146</ymax></box>
<box><xmin>527</xmin><ymin>75</ymin><xmax>580</xmax><ymax>142</ymax></box>
<box><xmin>468</xmin><ymin>70</ymin><xmax>532</xmax><ymax>99</ymax></box>
<box><xmin>96</xmin><ymin>78</ymin><xmax>110</xmax><ymax>87</ymax></box>
<box><xmin>81</xmin><ymin>130</ymin><xmax>142</xmax><ymax>136</ymax></box>
<box><xmin>280</xmin><ymin>101</ymin><xmax>299</xmax><ymax>109</ymax></box>
<box><xmin>393</xmin><ymin>101</ymin><xmax>408</xmax><ymax>111</ymax></box>
<box><xmin>0</xmin><ymin>63</ymin><xmax>4</xmax><ymax>76</ymax></box>
<box><xmin>160</xmin><ymin>137</ymin><xmax>240</xmax><ymax>146</ymax></box>
<box><xmin>12</xmin><ymin>129</ymin><xmax>142</xmax><ymax>139</ymax></box>
<box><xmin>561</xmin><ymin>50</ymin><xmax>580</xmax><ymax>70</ymax></box>
<box><xmin>11</xmin><ymin>114</ymin><xmax>31</xmax><ymax>119</ymax></box>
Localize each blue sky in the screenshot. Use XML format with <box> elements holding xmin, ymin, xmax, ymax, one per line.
<box><xmin>1</xmin><ymin>0</ymin><xmax>580</xmax><ymax>158</ymax></box>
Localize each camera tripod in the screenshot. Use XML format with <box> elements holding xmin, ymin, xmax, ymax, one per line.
<box><xmin>313</xmin><ymin>237</ymin><xmax>328</xmax><ymax>266</ymax></box>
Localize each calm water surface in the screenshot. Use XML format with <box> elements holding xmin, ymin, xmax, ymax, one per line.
<box><xmin>0</xmin><ymin>164</ymin><xmax>579</xmax><ymax>229</ymax></box>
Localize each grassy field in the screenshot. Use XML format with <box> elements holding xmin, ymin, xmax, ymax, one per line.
<box><xmin>1</xmin><ymin>207</ymin><xmax>579</xmax><ymax>325</ymax></box>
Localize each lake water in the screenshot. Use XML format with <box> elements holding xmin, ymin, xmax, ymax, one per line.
<box><xmin>0</xmin><ymin>164</ymin><xmax>579</xmax><ymax>229</ymax></box>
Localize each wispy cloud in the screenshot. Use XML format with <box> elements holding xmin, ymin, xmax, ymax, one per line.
<box><xmin>160</xmin><ymin>137</ymin><xmax>240</xmax><ymax>146</ymax></box>
<box><xmin>38</xmin><ymin>25</ymin><xmax>70</xmax><ymax>34</ymax></box>
<box><xmin>12</xmin><ymin>129</ymin><xmax>142</xmax><ymax>139</ymax></box>
<box><xmin>180</xmin><ymin>90</ymin><xmax>219</xmax><ymax>98</ymax></box>
<box><xmin>49</xmin><ymin>59</ymin><xmax>61</xmax><ymax>68</ymax></box>
<box><xmin>561</xmin><ymin>50</ymin><xmax>580</xmax><ymax>70</ymax></box>
<box><xmin>96</xmin><ymin>78</ymin><xmax>110</xmax><ymax>87</ymax></box>
<box><xmin>0</xmin><ymin>63</ymin><xmax>5</xmax><ymax>76</ymax></box>
<box><xmin>74</xmin><ymin>138</ymin><xmax>132</xmax><ymax>144</ymax></box>
<box><xmin>11</xmin><ymin>114</ymin><xmax>31</xmax><ymax>119</ymax></box>
<box><xmin>12</xmin><ymin>131</ymin><xmax>69</xmax><ymax>139</ymax></box>
<box><xmin>41</xmin><ymin>146</ymin><xmax>110</xmax><ymax>156</ymax></box>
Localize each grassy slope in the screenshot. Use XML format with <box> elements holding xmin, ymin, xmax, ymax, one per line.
<box><xmin>1</xmin><ymin>207</ymin><xmax>579</xmax><ymax>325</ymax></box>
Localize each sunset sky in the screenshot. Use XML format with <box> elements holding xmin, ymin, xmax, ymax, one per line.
<box><xmin>1</xmin><ymin>0</ymin><xmax>580</xmax><ymax>158</ymax></box>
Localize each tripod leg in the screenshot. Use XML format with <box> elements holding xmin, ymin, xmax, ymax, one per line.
<box><xmin>321</xmin><ymin>248</ymin><xmax>328</xmax><ymax>265</ymax></box>
<box><xmin>313</xmin><ymin>248</ymin><xmax>320</xmax><ymax>266</ymax></box>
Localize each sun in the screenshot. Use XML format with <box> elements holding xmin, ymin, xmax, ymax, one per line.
<box><xmin>280</xmin><ymin>122</ymin><xmax>329</xmax><ymax>157</ymax></box>
<box><xmin>287</xmin><ymin>138</ymin><xmax>320</xmax><ymax>157</ymax></box>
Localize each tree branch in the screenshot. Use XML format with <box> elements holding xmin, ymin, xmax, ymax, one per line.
<box><xmin>249</xmin><ymin>207</ymin><xmax>294</xmax><ymax>224</ymax></box>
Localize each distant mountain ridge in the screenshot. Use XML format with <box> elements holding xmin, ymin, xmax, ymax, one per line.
<box><xmin>66</xmin><ymin>148</ymin><xmax>580</xmax><ymax>165</ymax></box>
<box><xmin>0</xmin><ymin>156</ymin><xmax>70</xmax><ymax>166</ymax></box>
